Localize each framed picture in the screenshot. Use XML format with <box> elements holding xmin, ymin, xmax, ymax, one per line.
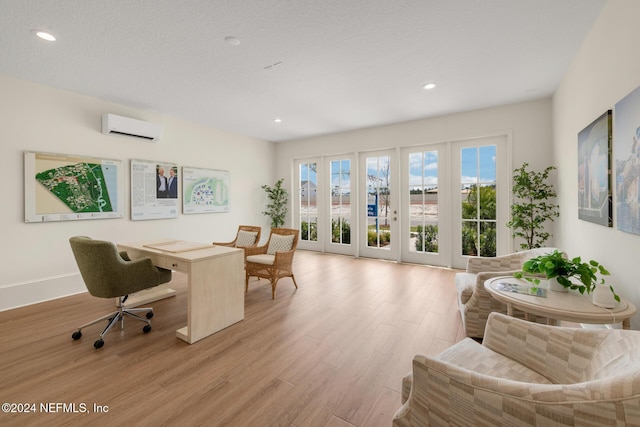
<box><xmin>130</xmin><ymin>159</ymin><xmax>179</xmax><ymax>220</ymax></box>
<box><xmin>578</xmin><ymin>110</ymin><xmax>612</xmax><ymax>227</ymax></box>
<box><xmin>181</xmin><ymin>166</ymin><xmax>230</xmax><ymax>214</ymax></box>
<box><xmin>614</xmin><ymin>85</ymin><xmax>640</xmax><ymax>235</ymax></box>
<box><xmin>24</xmin><ymin>151</ymin><xmax>124</xmax><ymax>222</ymax></box>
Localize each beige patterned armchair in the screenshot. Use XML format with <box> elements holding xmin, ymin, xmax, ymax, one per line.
<box><xmin>455</xmin><ymin>247</ymin><xmax>558</xmax><ymax>338</ymax></box>
<box><xmin>393</xmin><ymin>312</ymin><xmax>640</xmax><ymax>426</ymax></box>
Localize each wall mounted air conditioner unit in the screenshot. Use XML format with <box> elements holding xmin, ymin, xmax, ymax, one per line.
<box><xmin>101</xmin><ymin>114</ymin><xmax>162</xmax><ymax>142</ymax></box>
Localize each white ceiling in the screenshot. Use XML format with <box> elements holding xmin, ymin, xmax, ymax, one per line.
<box><xmin>0</xmin><ymin>0</ymin><xmax>606</xmax><ymax>142</ymax></box>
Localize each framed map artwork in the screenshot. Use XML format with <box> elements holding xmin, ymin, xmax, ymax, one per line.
<box><xmin>181</xmin><ymin>166</ymin><xmax>230</xmax><ymax>214</ymax></box>
<box><xmin>24</xmin><ymin>151</ymin><xmax>124</xmax><ymax>222</ymax></box>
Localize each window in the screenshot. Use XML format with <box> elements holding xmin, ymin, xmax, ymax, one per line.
<box><xmin>460</xmin><ymin>146</ymin><xmax>496</xmax><ymax>257</ymax></box>
<box><xmin>408</xmin><ymin>150</ymin><xmax>439</xmax><ymax>253</ymax></box>
<box><xmin>330</xmin><ymin>159</ymin><xmax>351</xmax><ymax>245</ymax></box>
<box><xmin>299</xmin><ymin>161</ymin><xmax>318</xmax><ymax>242</ymax></box>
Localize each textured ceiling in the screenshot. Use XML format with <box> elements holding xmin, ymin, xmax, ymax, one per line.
<box><xmin>0</xmin><ymin>0</ymin><xmax>606</xmax><ymax>142</ymax></box>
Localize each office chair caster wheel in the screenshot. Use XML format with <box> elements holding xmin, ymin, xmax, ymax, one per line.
<box><xmin>94</xmin><ymin>339</ymin><xmax>104</xmax><ymax>349</ymax></box>
<box><xmin>72</xmin><ymin>331</ymin><xmax>82</xmax><ymax>340</ymax></box>
<box><xmin>143</xmin><ymin>325</ymin><xmax>152</xmax><ymax>333</ymax></box>
<box><xmin>146</xmin><ymin>311</ymin><xmax>154</xmax><ymax>319</ymax></box>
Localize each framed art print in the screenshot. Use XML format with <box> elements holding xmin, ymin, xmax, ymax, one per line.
<box><xmin>578</xmin><ymin>110</ymin><xmax>612</xmax><ymax>227</ymax></box>
<box><xmin>614</xmin><ymin>85</ymin><xmax>640</xmax><ymax>235</ymax></box>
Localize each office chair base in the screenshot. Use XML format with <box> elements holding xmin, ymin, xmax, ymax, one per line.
<box><xmin>71</xmin><ymin>297</ymin><xmax>154</xmax><ymax>349</ymax></box>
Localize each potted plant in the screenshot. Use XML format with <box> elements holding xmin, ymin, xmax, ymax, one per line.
<box><xmin>513</xmin><ymin>250</ymin><xmax>620</xmax><ymax>304</ymax></box>
<box><xmin>261</xmin><ymin>178</ymin><xmax>288</xmax><ymax>228</ymax></box>
<box><xmin>506</xmin><ymin>163</ymin><xmax>560</xmax><ymax>250</ymax></box>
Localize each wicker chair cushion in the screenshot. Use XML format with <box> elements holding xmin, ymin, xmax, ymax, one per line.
<box><xmin>266</xmin><ymin>234</ymin><xmax>295</xmax><ymax>254</ymax></box>
<box><xmin>245</xmin><ymin>254</ymin><xmax>275</xmax><ymax>265</ymax></box>
<box><xmin>236</xmin><ymin>230</ymin><xmax>258</xmax><ymax>247</ymax></box>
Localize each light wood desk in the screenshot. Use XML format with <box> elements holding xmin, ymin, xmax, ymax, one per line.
<box><xmin>118</xmin><ymin>239</ymin><xmax>245</xmax><ymax>344</ymax></box>
<box><xmin>485</xmin><ymin>276</ymin><xmax>637</xmax><ymax>329</ymax></box>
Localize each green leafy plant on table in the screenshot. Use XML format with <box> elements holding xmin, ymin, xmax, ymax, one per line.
<box><xmin>513</xmin><ymin>249</ymin><xmax>619</xmax><ymax>302</ymax></box>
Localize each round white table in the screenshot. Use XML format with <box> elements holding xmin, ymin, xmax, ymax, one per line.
<box><xmin>484</xmin><ymin>276</ymin><xmax>637</xmax><ymax>329</ymax></box>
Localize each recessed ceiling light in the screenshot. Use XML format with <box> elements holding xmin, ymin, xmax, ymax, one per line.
<box><xmin>224</xmin><ymin>36</ymin><xmax>240</xmax><ymax>46</ymax></box>
<box><xmin>422</xmin><ymin>83</ymin><xmax>437</xmax><ymax>90</ymax></box>
<box><xmin>32</xmin><ymin>30</ymin><xmax>56</xmax><ymax>42</ymax></box>
<box><xmin>274</xmin><ymin>118</ymin><xmax>282</xmax><ymax>123</ymax></box>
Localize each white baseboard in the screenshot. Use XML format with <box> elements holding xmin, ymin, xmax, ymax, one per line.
<box><xmin>0</xmin><ymin>273</ymin><xmax>86</xmax><ymax>312</ymax></box>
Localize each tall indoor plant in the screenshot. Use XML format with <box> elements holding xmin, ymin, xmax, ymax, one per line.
<box><xmin>507</xmin><ymin>163</ymin><xmax>560</xmax><ymax>249</ymax></box>
<box><xmin>261</xmin><ymin>178</ymin><xmax>288</xmax><ymax>228</ymax></box>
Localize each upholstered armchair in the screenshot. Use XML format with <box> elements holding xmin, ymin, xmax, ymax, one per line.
<box><xmin>393</xmin><ymin>312</ymin><xmax>640</xmax><ymax>426</ymax></box>
<box><xmin>455</xmin><ymin>247</ymin><xmax>558</xmax><ymax>338</ymax></box>
<box><xmin>69</xmin><ymin>236</ymin><xmax>172</xmax><ymax>349</ymax></box>
<box><xmin>244</xmin><ymin>228</ymin><xmax>299</xmax><ymax>299</ymax></box>
<box><xmin>213</xmin><ymin>225</ymin><xmax>261</xmax><ymax>248</ymax></box>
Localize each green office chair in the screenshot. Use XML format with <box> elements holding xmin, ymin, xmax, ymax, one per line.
<box><xmin>69</xmin><ymin>236</ymin><xmax>172</xmax><ymax>349</ymax></box>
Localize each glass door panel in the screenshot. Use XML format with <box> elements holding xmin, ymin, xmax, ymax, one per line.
<box><xmin>330</xmin><ymin>159</ymin><xmax>352</xmax><ymax>247</ymax></box>
<box><xmin>401</xmin><ymin>145</ymin><xmax>449</xmax><ymax>266</ymax></box>
<box><xmin>409</xmin><ymin>150</ymin><xmax>439</xmax><ymax>254</ymax></box>
<box><xmin>299</xmin><ymin>161</ymin><xmax>318</xmax><ymax>243</ymax></box>
<box><xmin>460</xmin><ymin>145</ymin><xmax>497</xmax><ymax>257</ymax></box>
<box><xmin>360</xmin><ymin>150</ymin><xmax>398</xmax><ymax>260</ymax></box>
<box><xmin>452</xmin><ymin>135</ymin><xmax>508</xmax><ymax>269</ymax></box>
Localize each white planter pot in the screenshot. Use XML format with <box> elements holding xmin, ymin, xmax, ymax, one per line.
<box><xmin>547</xmin><ymin>277</ymin><xmax>567</xmax><ymax>292</ymax></box>
<box><xmin>592</xmin><ymin>283</ymin><xmax>617</xmax><ymax>308</ymax></box>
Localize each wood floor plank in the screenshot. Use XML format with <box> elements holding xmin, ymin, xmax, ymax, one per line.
<box><xmin>0</xmin><ymin>251</ymin><xmax>464</xmax><ymax>426</ymax></box>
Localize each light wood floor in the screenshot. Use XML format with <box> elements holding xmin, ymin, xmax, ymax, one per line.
<box><xmin>0</xmin><ymin>251</ymin><xmax>465</xmax><ymax>427</ymax></box>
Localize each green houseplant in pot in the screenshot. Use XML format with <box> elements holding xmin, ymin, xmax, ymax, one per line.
<box><xmin>261</xmin><ymin>178</ymin><xmax>288</xmax><ymax>228</ymax></box>
<box><xmin>513</xmin><ymin>250</ymin><xmax>620</xmax><ymax>305</ymax></box>
<box><xmin>506</xmin><ymin>163</ymin><xmax>560</xmax><ymax>250</ymax></box>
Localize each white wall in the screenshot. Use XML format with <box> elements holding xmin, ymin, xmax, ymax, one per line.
<box><xmin>276</xmin><ymin>98</ymin><xmax>552</xmax><ymax>168</ymax></box>
<box><xmin>553</xmin><ymin>0</ymin><xmax>640</xmax><ymax>328</ymax></box>
<box><xmin>0</xmin><ymin>74</ymin><xmax>275</xmax><ymax>311</ymax></box>
<box><xmin>275</xmin><ymin>97</ymin><xmax>554</xmax><ymax>247</ymax></box>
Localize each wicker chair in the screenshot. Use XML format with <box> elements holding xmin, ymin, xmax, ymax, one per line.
<box><xmin>455</xmin><ymin>247</ymin><xmax>559</xmax><ymax>338</ymax></box>
<box><xmin>393</xmin><ymin>312</ymin><xmax>640</xmax><ymax>426</ymax></box>
<box><xmin>244</xmin><ymin>228</ymin><xmax>299</xmax><ymax>299</ymax></box>
<box><xmin>213</xmin><ymin>225</ymin><xmax>261</xmax><ymax>248</ymax></box>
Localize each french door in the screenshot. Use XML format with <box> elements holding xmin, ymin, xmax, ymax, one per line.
<box><xmin>400</xmin><ymin>136</ymin><xmax>508</xmax><ymax>268</ymax></box>
<box><xmin>358</xmin><ymin>150</ymin><xmax>399</xmax><ymax>260</ymax></box>
<box><xmin>293</xmin><ymin>134</ymin><xmax>509</xmax><ymax>267</ymax></box>
<box><xmin>450</xmin><ymin>136</ymin><xmax>509</xmax><ymax>269</ymax></box>
<box><xmin>295</xmin><ymin>159</ymin><xmax>322</xmax><ymax>251</ymax></box>
<box><xmin>400</xmin><ymin>144</ymin><xmax>450</xmax><ymax>266</ymax></box>
<box><xmin>327</xmin><ymin>155</ymin><xmax>355</xmax><ymax>256</ymax></box>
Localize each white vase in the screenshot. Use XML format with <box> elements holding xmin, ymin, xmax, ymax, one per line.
<box><xmin>547</xmin><ymin>277</ymin><xmax>567</xmax><ymax>292</ymax></box>
<box><xmin>592</xmin><ymin>283</ymin><xmax>617</xmax><ymax>308</ymax></box>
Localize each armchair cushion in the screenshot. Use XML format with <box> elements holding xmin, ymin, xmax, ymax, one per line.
<box><xmin>236</xmin><ymin>230</ymin><xmax>258</xmax><ymax>247</ymax></box>
<box><xmin>266</xmin><ymin>233</ymin><xmax>295</xmax><ymax>254</ymax></box>
<box><xmin>454</xmin><ymin>272</ymin><xmax>476</xmax><ymax>305</ymax></box>
<box><xmin>245</xmin><ymin>254</ymin><xmax>275</xmax><ymax>266</ymax></box>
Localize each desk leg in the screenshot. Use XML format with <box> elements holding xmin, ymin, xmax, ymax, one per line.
<box><xmin>623</xmin><ymin>319</ymin><xmax>631</xmax><ymax>329</ymax></box>
<box><xmin>176</xmin><ymin>251</ymin><xmax>244</xmax><ymax>344</ymax></box>
<box><xmin>507</xmin><ymin>303</ymin><xmax>513</xmax><ymax>317</ymax></box>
